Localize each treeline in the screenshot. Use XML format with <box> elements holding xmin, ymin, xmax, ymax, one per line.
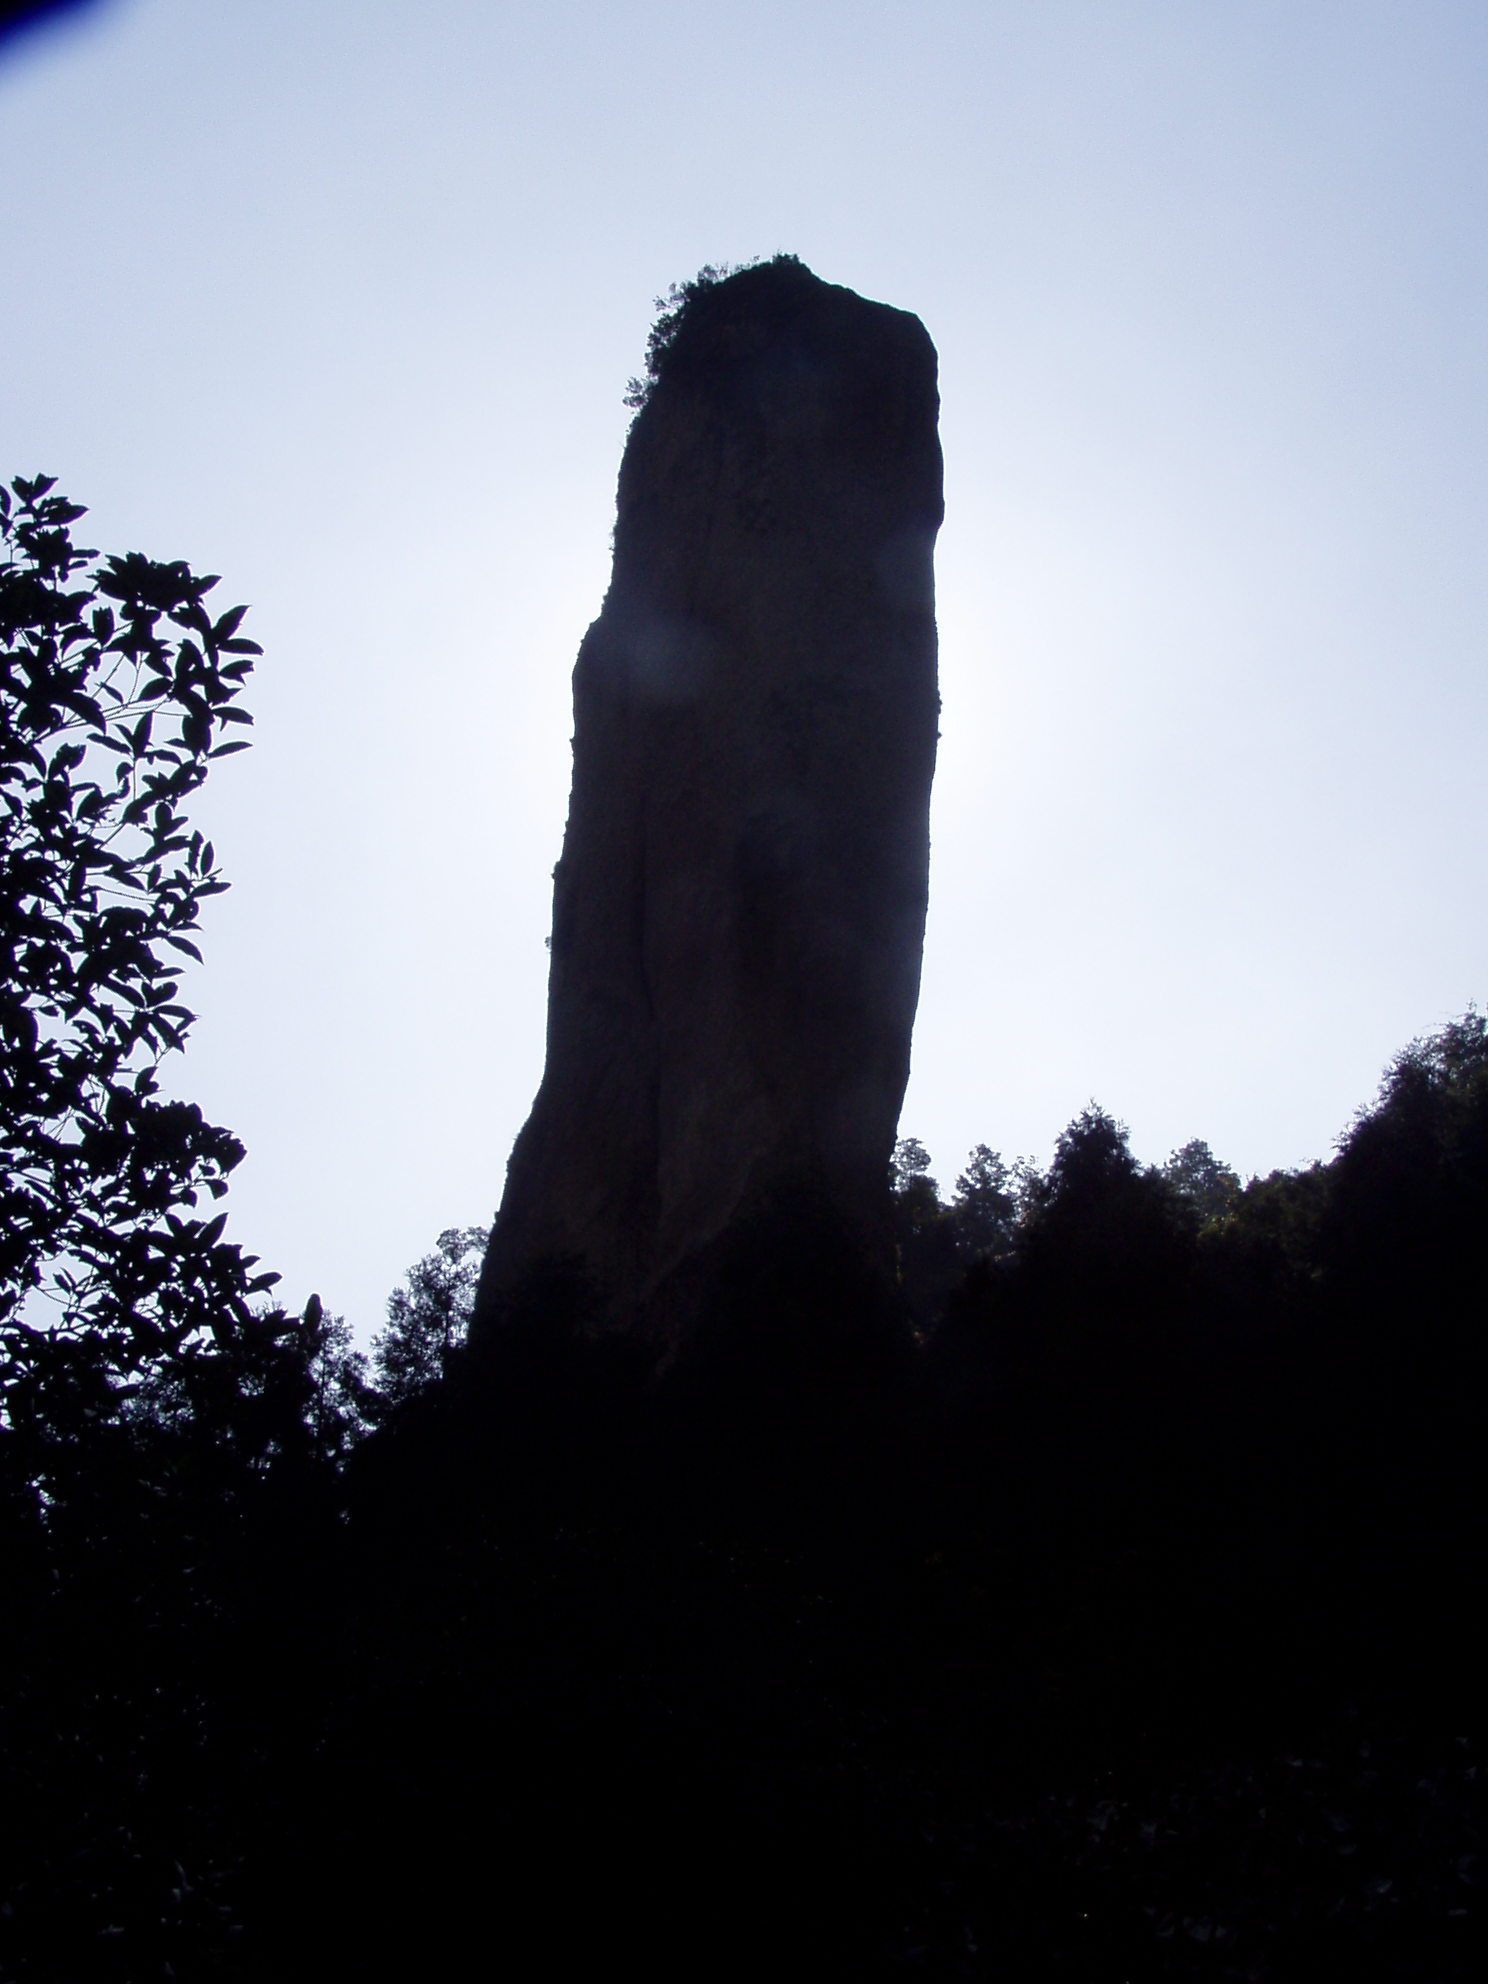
<box><xmin>3</xmin><ymin>480</ymin><xmax>1479</xmax><ymax>1980</ymax></box>
<box><xmin>4</xmin><ymin>1020</ymin><xmax>1479</xmax><ymax>1978</ymax></box>
<box><xmin>311</xmin><ymin>1027</ymin><xmax>1483</xmax><ymax>1981</ymax></box>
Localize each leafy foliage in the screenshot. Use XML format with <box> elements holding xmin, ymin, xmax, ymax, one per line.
<box><xmin>1326</xmin><ymin>1004</ymin><xmax>1488</xmax><ymax>1283</ymax></box>
<box><xmin>623</xmin><ymin>264</ymin><xmax>739</xmax><ymax>411</ymax></box>
<box><xmin>949</xmin><ymin>1143</ymin><xmax>1020</xmax><ymax>1258</ymax></box>
<box><xmin>370</xmin><ymin>1223</ymin><xmax>489</xmax><ymax>1408</ymax></box>
<box><xmin>1</xmin><ymin>474</ymin><xmax>277</xmax><ymax>1423</ymax></box>
<box><xmin>894</xmin><ymin>1119</ymin><xmax>1236</xmax><ymax>1321</ymax></box>
<box><xmin>0</xmin><ymin>480</ymin><xmax>375</xmax><ymax>1976</ymax></box>
<box><xmin>1017</xmin><ymin>1104</ymin><xmax>1186</xmax><ymax>1286</ymax></box>
<box><xmin>301</xmin><ymin>1291</ymin><xmax>379</xmax><ymax>1461</ymax></box>
<box><xmin>1160</xmin><ymin>1135</ymin><xmax>1241</xmax><ymax>1225</ymax></box>
<box><xmin>622</xmin><ymin>254</ymin><xmax>809</xmax><ymax>412</ymax></box>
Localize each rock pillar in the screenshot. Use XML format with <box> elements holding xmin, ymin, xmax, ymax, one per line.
<box><xmin>474</xmin><ymin>257</ymin><xmax>942</xmax><ymax>1346</ymax></box>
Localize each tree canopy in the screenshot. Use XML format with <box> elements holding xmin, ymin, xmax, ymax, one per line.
<box><xmin>1</xmin><ymin>476</ymin><xmax>287</xmax><ymax>1489</ymax></box>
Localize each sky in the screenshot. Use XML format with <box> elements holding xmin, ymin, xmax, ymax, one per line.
<box><xmin>3</xmin><ymin>0</ymin><xmax>1484</xmax><ymax>1337</ymax></box>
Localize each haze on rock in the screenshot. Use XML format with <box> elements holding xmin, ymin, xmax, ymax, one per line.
<box><xmin>475</xmin><ymin>256</ymin><xmax>943</xmax><ymax>1346</ymax></box>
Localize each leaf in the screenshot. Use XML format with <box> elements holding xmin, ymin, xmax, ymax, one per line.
<box><xmin>211</xmin><ymin>603</ymin><xmax>248</xmax><ymax>642</ymax></box>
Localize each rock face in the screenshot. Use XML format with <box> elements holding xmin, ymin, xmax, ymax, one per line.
<box><xmin>474</xmin><ymin>257</ymin><xmax>942</xmax><ymax>1345</ymax></box>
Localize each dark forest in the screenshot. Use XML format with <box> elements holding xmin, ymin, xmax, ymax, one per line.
<box><xmin>1</xmin><ymin>474</ymin><xmax>1479</xmax><ymax>1981</ymax></box>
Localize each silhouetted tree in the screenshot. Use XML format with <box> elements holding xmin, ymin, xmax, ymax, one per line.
<box><xmin>1322</xmin><ymin>1005</ymin><xmax>1488</xmax><ymax>1307</ymax></box>
<box><xmin>370</xmin><ymin>1223</ymin><xmax>489</xmax><ymax>1407</ymax></box>
<box><xmin>888</xmin><ymin>1135</ymin><xmax>962</xmax><ymax>1324</ymax></box>
<box><xmin>303</xmin><ymin>1292</ymin><xmax>377</xmax><ymax>1462</ymax></box>
<box><xmin>933</xmin><ymin>1105</ymin><xmax>1198</xmax><ymax>1484</ymax></box>
<box><xmin>949</xmin><ymin>1143</ymin><xmax>1020</xmax><ymax>1258</ymax></box>
<box><xmin>890</xmin><ymin>1133</ymin><xmax>940</xmax><ymax>1220</ymax></box>
<box><xmin>0</xmin><ymin>475</ymin><xmax>285</xmax><ymax>1497</ymax></box>
<box><xmin>1021</xmin><ymin>1105</ymin><xmax>1183</xmax><ymax>1277</ymax></box>
<box><xmin>1312</xmin><ymin>1006</ymin><xmax>1487</xmax><ymax>1481</ymax></box>
<box><xmin>0</xmin><ymin>480</ymin><xmax>355</xmax><ymax>1983</ymax></box>
<box><xmin>1161</xmin><ymin>1136</ymin><xmax>1241</xmax><ymax>1225</ymax></box>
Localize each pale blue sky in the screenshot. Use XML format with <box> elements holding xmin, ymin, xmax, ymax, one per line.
<box><xmin>4</xmin><ymin>0</ymin><xmax>1485</xmax><ymax>1333</ymax></box>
